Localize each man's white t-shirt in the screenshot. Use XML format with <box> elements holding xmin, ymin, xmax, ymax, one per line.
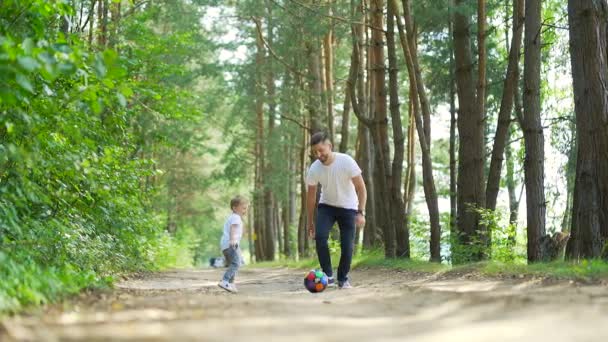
<box><xmin>306</xmin><ymin>153</ymin><xmax>362</xmax><ymax>210</ymax></box>
<box><xmin>220</xmin><ymin>213</ymin><xmax>243</xmax><ymax>251</ymax></box>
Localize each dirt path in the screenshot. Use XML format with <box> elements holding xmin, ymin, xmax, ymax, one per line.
<box><xmin>3</xmin><ymin>267</ymin><xmax>608</xmax><ymax>341</ymax></box>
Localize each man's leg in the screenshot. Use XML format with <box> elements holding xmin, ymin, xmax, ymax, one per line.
<box><xmin>336</xmin><ymin>208</ymin><xmax>356</xmax><ymax>283</ymax></box>
<box><xmin>315</xmin><ymin>205</ymin><xmax>336</xmax><ymax>278</ymax></box>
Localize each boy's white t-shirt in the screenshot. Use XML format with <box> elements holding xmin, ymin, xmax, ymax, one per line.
<box><xmin>306</xmin><ymin>152</ymin><xmax>362</xmax><ymax>210</ymax></box>
<box><xmin>220</xmin><ymin>213</ymin><xmax>243</xmax><ymax>251</ymax></box>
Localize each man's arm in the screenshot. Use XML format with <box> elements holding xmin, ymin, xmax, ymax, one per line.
<box><xmin>306</xmin><ymin>184</ymin><xmax>317</xmax><ymax>238</ymax></box>
<box><xmin>352</xmin><ymin>175</ymin><xmax>367</xmax><ymax>212</ymax></box>
<box><xmin>352</xmin><ymin>175</ymin><xmax>367</xmax><ymax>227</ymax></box>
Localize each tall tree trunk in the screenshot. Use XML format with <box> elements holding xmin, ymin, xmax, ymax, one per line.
<box><xmin>348</xmin><ymin>0</ymin><xmax>376</xmax><ymax>249</ymax></box>
<box><xmin>561</xmin><ymin>123</ymin><xmax>576</xmax><ymax>232</ymax></box>
<box><xmin>339</xmin><ymin>86</ymin><xmax>351</xmax><ymax>153</ymax></box>
<box><xmin>394</xmin><ymin>0</ymin><xmax>441</xmax><ymax>262</ymax></box>
<box><xmin>453</xmin><ymin>0</ymin><xmax>486</xmax><ymax>262</ymax></box>
<box><xmin>448</xmin><ymin>0</ymin><xmax>458</xmax><ymax>257</ymax></box>
<box><xmin>97</xmin><ymin>0</ymin><xmax>108</xmax><ymax>48</ymax></box>
<box><xmin>387</xmin><ymin>2</ymin><xmax>408</xmax><ymax>259</ymax></box>
<box><xmin>264</xmin><ymin>6</ymin><xmax>277</xmax><ymax>261</ymax></box>
<box><xmin>566</xmin><ymin>0</ymin><xmax>608</xmax><ymax>260</ymax></box>
<box><xmin>109</xmin><ymin>0</ymin><xmax>121</xmax><ymax>49</ymax></box>
<box><xmin>254</xmin><ymin>22</ymin><xmax>267</xmax><ymax>261</ymax></box>
<box><xmin>523</xmin><ymin>0</ymin><xmax>547</xmax><ymax>262</ymax></box>
<box><xmin>403</xmin><ymin>105</ymin><xmax>416</xmax><ymax>255</ymax></box>
<box><xmin>505</xmin><ymin>125</ymin><xmax>519</xmax><ymax>247</ymax></box>
<box><xmin>88</xmin><ymin>0</ymin><xmax>96</xmax><ymax>48</ymax></box>
<box><xmin>486</xmin><ymin>0</ymin><xmax>524</xmax><ymax>212</ymax></box>
<box><xmin>324</xmin><ymin>15</ymin><xmax>335</xmax><ymax>138</ymax></box>
<box><xmin>369</xmin><ymin>0</ymin><xmax>395</xmax><ymax>258</ymax></box>
<box><xmin>306</xmin><ymin>41</ymin><xmax>324</xmax><ymax>133</ymax></box>
<box><xmin>477</xmin><ymin>0</ymin><xmax>487</xmax><ymax>134</ymax></box>
<box><xmin>298</xmin><ymin>115</ymin><xmax>310</xmax><ymax>258</ymax></box>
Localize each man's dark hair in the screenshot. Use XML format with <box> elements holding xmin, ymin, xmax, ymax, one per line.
<box><xmin>310</xmin><ymin>131</ymin><xmax>331</xmax><ymax>146</ymax></box>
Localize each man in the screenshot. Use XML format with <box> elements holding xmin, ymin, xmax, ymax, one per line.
<box><xmin>306</xmin><ymin>131</ymin><xmax>367</xmax><ymax>289</ymax></box>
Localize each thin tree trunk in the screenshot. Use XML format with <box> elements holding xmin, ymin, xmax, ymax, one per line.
<box><xmin>324</xmin><ymin>15</ymin><xmax>335</xmax><ymax>138</ymax></box>
<box><xmin>486</xmin><ymin>0</ymin><xmax>524</xmax><ymax>211</ymax></box>
<box><xmin>97</xmin><ymin>0</ymin><xmax>108</xmax><ymax>48</ymax></box>
<box><xmin>449</xmin><ymin>0</ymin><xmax>457</xmax><ymax>256</ymax></box>
<box><xmin>348</xmin><ymin>0</ymin><xmax>376</xmax><ymax>249</ymax></box>
<box><xmin>254</xmin><ymin>22</ymin><xmax>267</xmax><ymax>261</ymax></box>
<box><xmin>339</xmin><ymin>86</ymin><xmax>351</xmax><ymax>153</ymax></box>
<box><xmin>298</xmin><ymin>115</ymin><xmax>310</xmax><ymax>258</ymax></box>
<box><xmin>108</xmin><ymin>0</ymin><xmax>121</xmax><ymax>49</ymax></box>
<box><xmin>477</xmin><ymin>0</ymin><xmax>487</xmax><ymax>134</ymax></box>
<box><xmin>393</xmin><ymin>0</ymin><xmax>441</xmax><ymax>262</ymax></box>
<box><xmin>523</xmin><ymin>0</ymin><xmax>547</xmax><ymax>262</ymax></box>
<box><xmin>264</xmin><ymin>6</ymin><xmax>277</xmax><ymax>261</ymax></box>
<box><xmin>387</xmin><ymin>2</ymin><xmax>408</xmax><ymax>259</ymax></box>
<box><xmin>88</xmin><ymin>0</ymin><xmax>96</xmax><ymax>47</ymax></box>
<box><xmin>403</xmin><ymin>107</ymin><xmax>416</xmax><ymax>256</ymax></box>
<box><xmin>306</xmin><ymin>41</ymin><xmax>324</xmax><ymax>133</ymax></box>
<box><xmin>565</xmin><ymin>0</ymin><xmax>608</xmax><ymax>260</ymax></box>
<box><xmin>561</xmin><ymin>123</ymin><xmax>576</xmax><ymax>232</ymax></box>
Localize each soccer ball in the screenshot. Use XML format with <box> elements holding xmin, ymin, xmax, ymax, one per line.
<box><xmin>304</xmin><ymin>269</ymin><xmax>328</xmax><ymax>293</ymax></box>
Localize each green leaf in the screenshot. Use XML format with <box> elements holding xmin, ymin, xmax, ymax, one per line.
<box><xmin>17</xmin><ymin>56</ymin><xmax>39</xmax><ymax>72</ymax></box>
<box><xmin>119</xmin><ymin>85</ymin><xmax>133</xmax><ymax>98</ymax></box>
<box><xmin>117</xmin><ymin>93</ymin><xmax>127</xmax><ymax>107</ymax></box>
<box><xmin>103</xmin><ymin>79</ymin><xmax>115</xmax><ymax>89</ymax></box>
<box><xmin>22</xmin><ymin>38</ymin><xmax>35</xmax><ymax>54</ymax></box>
<box><xmin>16</xmin><ymin>74</ymin><xmax>34</xmax><ymax>93</ymax></box>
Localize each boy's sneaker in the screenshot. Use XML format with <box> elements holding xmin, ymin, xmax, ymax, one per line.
<box><xmin>327</xmin><ymin>277</ymin><xmax>336</xmax><ymax>287</ymax></box>
<box><xmin>218</xmin><ymin>280</ymin><xmax>236</xmax><ymax>293</ymax></box>
<box><xmin>230</xmin><ymin>283</ymin><xmax>239</xmax><ymax>293</ymax></box>
<box><xmin>338</xmin><ymin>280</ymin><xmax>352</xmax><ymax>289</ymax></box>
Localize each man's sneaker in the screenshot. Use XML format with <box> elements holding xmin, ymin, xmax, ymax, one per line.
<box><xmin>338</xmin><ymin>280</ymin><xmax>353</xmax><ymax>289</ymax></box>
<box><xmin>218</xmin><ymin>280</ymin><xmax>236</xmax><ymax>293</ymax></box>
<box><xmin>327</xmin><ymin>277</ymin><xmax>336</xmax><ymax>287</ymax></box>
<box><xmin>230</xmin><ymin>283</ymin><xmax>239</xmax><ymax>293</ymax></box>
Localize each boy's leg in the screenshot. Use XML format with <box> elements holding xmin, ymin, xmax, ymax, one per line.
<box><xmin>222</xmin><ymin>247</ymin><xmax>240</xmax><ymax>283</ymax></box>
<box><xmin>315</xmin><ymin>205</ymin><xmax>337</xmax><ymax>278</ymax></box>
<box><xmin>336</xmin><ymin>208</ymin><xmax>356</xmax><ymax>283</ymax></box>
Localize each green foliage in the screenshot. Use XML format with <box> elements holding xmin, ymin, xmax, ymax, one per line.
<box><xmin>448</xmin><ymin>206</ymin><xmax>526</xmax><ymax>264</ymax></box>
<box><xmin>0</xmin><ymin>0</ymin><xmax>228</xmax><ymax>314</ymax></box>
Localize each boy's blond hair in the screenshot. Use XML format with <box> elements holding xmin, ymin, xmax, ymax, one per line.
<box><xmin>230</xmin><ymin>195</ymin><xmax>247</xmax><ymax>210</ymax></box>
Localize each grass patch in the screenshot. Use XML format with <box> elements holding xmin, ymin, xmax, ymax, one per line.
<box><xmin>254</xmin><ymin>250</ymin><xmax>608</xmax><ymax>282</ymax></box>
<box><xmin>254</xmin><ymin>249</ymin><xmax>448</xmax><ymax>274</ymax></box>
<box><xmin>480</xmin><ymin>259</ymin><xmax>608</xmax><ymax>281</ymax></box>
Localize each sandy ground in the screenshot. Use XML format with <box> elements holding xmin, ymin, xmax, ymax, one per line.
<box><xmin>2</xmin><ymin>266</ymin><xmax>608</xmax><ymax>341</ymax></box>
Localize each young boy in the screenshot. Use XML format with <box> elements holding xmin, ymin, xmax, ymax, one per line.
<box><xmin>218</xmin><ymin>196</ymin><xmax>248</xmax><ymax>293</ymax></box>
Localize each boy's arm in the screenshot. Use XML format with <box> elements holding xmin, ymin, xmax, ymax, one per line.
<box><xmin>230</xmin><ymin>223</ymin><xmax>239</xmax><ymax>247</ymax></box>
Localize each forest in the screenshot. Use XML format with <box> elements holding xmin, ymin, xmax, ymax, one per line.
<box><xmin>1</xmin><ymin>0</ymin><xmax>608</xmax><ymax>318</ymax></box>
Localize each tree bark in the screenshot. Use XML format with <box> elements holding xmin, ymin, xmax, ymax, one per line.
<box><xmin>477</xmin><ymin>0</ymin><xmax>487</xmax><ymax>133</ymax></box>
<box><xmin>453</xmin><ymin>0</ymin><xmax>486</xmax><ymax>262</ymax></box>
<box><xmin>324</xmin><ymin>13</ymin><xmax>335</xmax><ymax>138</ymax></box>
<box><xmin>369</xmin><ymin>0</ymin><xmax>396</xmax><ymax>258</ymax></box>
<box><xmin>523</xmin><ymin>0</ymin><xmax>547</xmax><ymax>263</ymax></box>
<box><xmin>566</xmin><ymin>0</ymin><xmax>608</xmax><ymax>260</ymax></box>
<box><xmin>394</xmin><ymin>0</ymin><xmax>441</xmax><ymax>262</ymax></box>
<box><xmin>387</xmin><ymin>1</ymin><xmax>408</xmax><ymax>259</ymax></box>
<box><xmin>97</xmin><ymin>0</ymin><xmax>108</xmax><ymax>48</ymax></box>
<box><xmin>486</xmin><ymin>0</ymin><xmax>524</xmax><ymax>212</ymax></box>
<box><xmin>449</xmin><ymin>0</ymin><xmax>458</xmax><ymax>257</ymax></box>
<box><xmin>254</xmin><ymin>21</ymin><xmax>267</xmax><ymax>261</ymax></box>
